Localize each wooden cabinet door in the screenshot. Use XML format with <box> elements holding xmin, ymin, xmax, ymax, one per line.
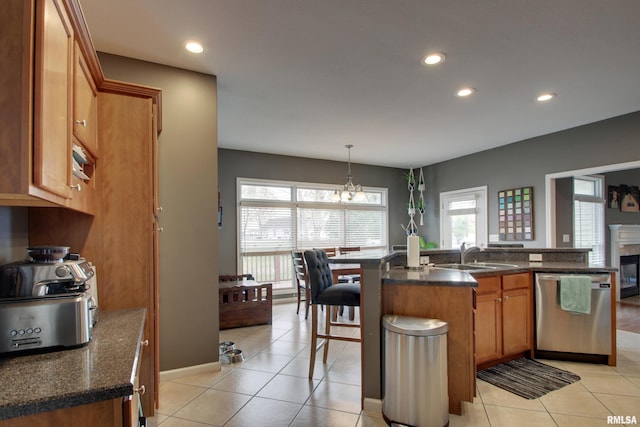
<box><xmin>33</xmin><ymin>0</ymin><xmax>73</xmax><ymax>199</ymax></box>
<box><xmin>475</xmin><ymin>290</ymin><xmax>502</xmax><ymax>365</ymax></box>
<box><xmin>73</xmin><ymin>42</ymin><xmax>98</xmax><ymax>156</ymax></box>
<box><xmin>98</xmin><ymin>91</ymin><xmax>156</xmax><ymax>414</ymax></box>
<box><xmin>502</xmin><ymin>287</ymin><xmax>532</xmax><ymax>355</ymax></box>
<box><xmin>475</xmin><ymin>276</ymin><xmax>502</xmax><ymax>364</ymax></box>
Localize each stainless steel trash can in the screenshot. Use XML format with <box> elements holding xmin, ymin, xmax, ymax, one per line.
<box><xmin>382</xmin><ymin>315</ymin><xmax>448</xmax><ymax>427</ymax></box>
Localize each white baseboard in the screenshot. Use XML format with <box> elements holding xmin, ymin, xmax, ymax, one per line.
<box><xmin>363</xmin><ymin>397</ymin><xmax>383</xmax><ymax>414</ymax></box>
<box><xmin>160</xmin><ymin>361</ymin><xmax>221</xmax><ymax>382</ymax></box>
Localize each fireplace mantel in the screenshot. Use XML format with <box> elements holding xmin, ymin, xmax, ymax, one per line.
<box><xmin>609</xmin><ymin>224</ymin><xmax>640</xmax><ymax>300</ymax></box>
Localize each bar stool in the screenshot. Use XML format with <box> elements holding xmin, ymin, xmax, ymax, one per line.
<box><xmin>304</xmin><ymin>249</ymin><xmax>361</xmax><ymax>378</ymax></box>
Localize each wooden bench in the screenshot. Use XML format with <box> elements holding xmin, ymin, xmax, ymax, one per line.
<box><xmin>219</xmin><ymin>279</ymin><xmax>272</xmax><ymax>329</ymax></box>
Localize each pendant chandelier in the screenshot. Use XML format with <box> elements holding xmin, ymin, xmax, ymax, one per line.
<box><xmin>333</xmin><ymin>144</ymin><xmax>364</xmax><ymax>202</ymax></box>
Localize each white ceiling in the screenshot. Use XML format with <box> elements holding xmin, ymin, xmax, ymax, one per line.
<box><xmin>79</xmin><ymin>0</ymin><xmax>640</xmax><ymax>168</ymax></box>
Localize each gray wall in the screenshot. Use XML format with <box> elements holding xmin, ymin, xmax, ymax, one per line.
<box><xmin>98</xmin><ymin>53</ymin><xmax>219</xmax><ymax>370</ymax></box>
<box><xmin>423</xmin><ymin>111</ymin><xmax>640</xmax><ymax>248</ymax></box>
<box><xmin>554</xmin><ymin>170</ymin><xmax>640</xmax><ymax>256</ymax></box>
<box><xmin>554</xmin><ymin>177</ymin><xmax>574</xmax><ymax>248</ymax></box>
<box><xmin>0</xmin><ymin>207</ymin><xmax>29</xmax><ymax>265</ymax></box>
<box><xmin>217</xmin><ymin>149</ymin><xmax>410</xmax><ymax>274</ymax></box>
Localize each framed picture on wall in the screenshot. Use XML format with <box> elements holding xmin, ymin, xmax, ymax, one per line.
<box><xmin>498</xmin><ymin>186</ymin><xmax>534</xmax><ymax>241</ymax></box>
<box><xmin>620</xmin><ymin>185</ymin><xmax>640</xmax><ymax>212</ymax></box>
<box><xmin>608</xmin><ymin>185</ymin><xmax>620</xmax><ymax>209</ymax></box>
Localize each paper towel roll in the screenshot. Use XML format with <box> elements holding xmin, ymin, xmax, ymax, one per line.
<box><xmin>407</xmin><ymin>235</ymin><xmax>420</xmax><ymax>268</ymax></box>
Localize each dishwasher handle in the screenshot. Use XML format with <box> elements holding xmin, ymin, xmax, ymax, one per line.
<box><xmin>536</xmin><ymin>274</ymin><xmax>611</xmax><ymax>284</ymax></box>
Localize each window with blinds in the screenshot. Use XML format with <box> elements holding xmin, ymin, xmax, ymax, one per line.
<box><xmin>238</xmin><ymin>178</ymin><xmax>387</xmax><ymax>290</ymax></box>
<box><xmin>573</xmin><ymin>176</ymin><xmax>605</xmax><ymax>265</ymax></box>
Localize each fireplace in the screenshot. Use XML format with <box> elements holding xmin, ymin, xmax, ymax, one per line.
<box><xmin>609</xmin><ymin>224</ymin><xmax>640</xmax><ymax>301</ymax></box>
<box><xmin>620</xmin><ymin>254</ymin><xmax>639</xmax><ymax>298</ymax></box>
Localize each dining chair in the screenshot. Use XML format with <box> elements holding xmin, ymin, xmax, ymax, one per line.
<box><xmin>291</xmin><ymin>250</ymin><xmax>310</xmax><ymax>319</ymax></box>
<box><xmin>319</xmin><ymin>247</ymin><xmax>337</xmax><ymax>257</ymax></box>
<box><xmin>304</xmin><ymin>249</ymin><xmax>361</xmax><ymax>379</ymax></box>
<box><xmin>338</xmin><ymin>246</ymin><xmax>361</xmax><ymax>254</ymax></box>
<box><xmin>219</xmin><ymin>274</ymin><xmax>254</xmax><ymax>281</ymax></box>
<box><xmin>337</xmin><ymin>247</ymin><xmax>361</xmax><ymax>320</ymax></box>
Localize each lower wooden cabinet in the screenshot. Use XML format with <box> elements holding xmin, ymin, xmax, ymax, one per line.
<box><xmin>475</xmin><ymin>272</ymin><xmax>533</xmax><ymax>367</ymax></box>
<box><xmin>123</xmin><ymin>337</ymin><xmax>147</xmax><ymax>427</ymax></box>
<box><xmin>0</xmin><ymin>398</ymin><xmax>123</xmax><ymax>427</ymax></box>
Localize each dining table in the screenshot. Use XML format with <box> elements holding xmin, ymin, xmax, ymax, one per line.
<box><xmin>329</xmin><ymin>263</ymin><xmax>362</xmax><ymax>284</ymax></box>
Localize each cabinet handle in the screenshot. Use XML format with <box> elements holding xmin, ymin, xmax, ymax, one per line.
<box><xmin>141</xmin><ymin>339</ymin><xmax>149</xmax><ymax>347</ymax></box>
<box><xmin>75</xmin><ymin>119</ymin><xmax>87</xmax><ymax>127</ymax></box>
<box><xmin>70</xmin><ymin>184</ymin><xmax>81</xmax><ymax>191</ymax></box>
<box><xmin>135</xmin><ymin>385</ymin><xmax>146</xmax><ymax>395</ymax></box>
<box><xmin>497</xmin><ymin>297</ymin><xmax>502</xmax><ymax>302</ymax></box>
<box><xmin>157</xmin><ymin>207</ymin><xmax>163</xmax><ymax>212</ymax></box>
<box><xmin>504</xmin><ymin>295</ymin><xmax>509</xmax><ymax>301</ymax></box>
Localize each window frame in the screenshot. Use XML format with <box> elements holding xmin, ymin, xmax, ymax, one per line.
<box><xmin>236</xmin><ymin>177</ymin><xmax>388</xmax><ymax>293</ymax></box>
<box><xmin>573</xmin><ymin>175</ymin><xmax>605</xmax><ymax>264</ymax></box>
<box><xmin>439</xmin><ymin>186</ymin><xmax>488</xmax><ymax>249</ymax></box>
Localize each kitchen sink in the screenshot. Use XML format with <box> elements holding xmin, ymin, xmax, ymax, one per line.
<box><xmin>471</xmin><ymin>262</ymin><xmax>519</xmax><ymax>268</ymax></box>
<box><xmin>434</xmin><ymin>262</ymin><xmax>519</xmax><ymax>271</ymax></box>
<box><xmin>434</xmin><ymin>263</ymin><xmax>493</xmax><ymax>271</ymax></box>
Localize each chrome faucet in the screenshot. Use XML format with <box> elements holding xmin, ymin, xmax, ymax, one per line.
<box><xmin>460</xmin><ymin>243</ymin><xmax>481</xmax><ymax>264</ymax></box>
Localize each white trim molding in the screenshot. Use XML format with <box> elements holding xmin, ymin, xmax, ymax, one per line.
<box><xmin>160</xmin><ymin>361</ymin><xmax>221</xmax><ymax>382</ymax></box>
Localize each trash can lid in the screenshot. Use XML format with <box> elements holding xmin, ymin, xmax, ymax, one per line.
<box><xmin>382</xmin><ymin>315</ymin><xmax>448</xmax><ymax>336</ymax></box>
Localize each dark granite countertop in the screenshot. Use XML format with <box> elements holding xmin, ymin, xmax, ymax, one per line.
<box><xmin>383</xmin><ymin>261</ymin><xmax>617</xmax><ymax>285</ymax></box>
<box><xmin>0</xmin><ymin>308</ymin><xmax>146</xmax><ymax>420</ymax></box>
<box><xmin>383</xmin><ymin>266</ymin><xmax>479</xmax><ymax>287</ymax></box>
<box><xmin>468</xmin><ymin>261</ymin><xmax>616</xmax><ymax>278</ymax></box>
<box><xmin>328</xmin><ymin>249</ymin><xmax>396</xmax><ymax>264</ymax></box>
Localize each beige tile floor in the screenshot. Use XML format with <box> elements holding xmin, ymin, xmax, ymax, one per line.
<box><xmin>148</xmin><ymin>301</ymin><xmax>640</xmax><ymax>426</ymax></box>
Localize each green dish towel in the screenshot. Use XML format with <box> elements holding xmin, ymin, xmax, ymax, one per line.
<box><xmin>559</xmin><ymin>276</ymin><xmax>591</xmax><ymax>315</ymax></box>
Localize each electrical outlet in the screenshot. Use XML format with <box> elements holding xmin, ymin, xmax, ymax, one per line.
<box><xmin>563</xmin><ymin>234</ymin><xmax>571</xmax><ymax>243</ymax></box>
<box><xmin>420</xmin><ymin>256</ymin><xmax>430</xmax><ymax>265</ymax></box>
<box><xmin>529</xmin><ymin>253</ymin><xmax>543</xmax><ymax>262</ymax></box>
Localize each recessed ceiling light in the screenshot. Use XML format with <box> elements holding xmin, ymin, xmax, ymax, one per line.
<box><xmin>422</xmin><ymin>52</ymin><xmax>446</xmax><ymax>66</ymax></box>
<box><xmin>185</xmin><ymin>41</ymin><xmax>204</xmax><ymax>54</ymax></box>
<box><xmin>457</xmin><ymin>87</ymin><xmax>476</xmax><ymax>97</ymax></box>
<box><xmin>537</xmin><ymin>92</ymin><xmax>556</xmax><ymax>102</ymax></box>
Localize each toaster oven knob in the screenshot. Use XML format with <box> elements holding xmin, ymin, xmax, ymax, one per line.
<box><xmin>55</xmin><ymin>266</ymin><xmax>71</xmax><ymax>278</ymax></box>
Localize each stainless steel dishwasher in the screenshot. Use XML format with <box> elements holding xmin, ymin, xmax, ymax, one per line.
<box><xmin>535</xmin><ymin>273</ymin><xmax>612</xmax><ymax>356</ymax></box>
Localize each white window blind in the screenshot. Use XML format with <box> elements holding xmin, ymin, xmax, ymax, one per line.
<box><xmin>345</xmin><ymin>209</ymin><xmax>386</xmax><ymax>247</ymax></box>
<box><xmin>240</xmin><ymin>206</ymin><xmax>295</xmax><ymax>252</ymax></box>
<box><xmin>238</xmin><ymin>178</ymin><xmax>387</xmax><ymax>289</ymax></box>
<box><xmin>573</xmin><ymin>176</ymin><xmax>605</xmax><ymax>265</ymax></box>
<box><xmin>297</xmin><ymin>208</ymin><xmax>344</xmax><ymax>248</ymax></box>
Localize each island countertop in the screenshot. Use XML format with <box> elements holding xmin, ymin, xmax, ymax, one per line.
<box><xmin>383</xmin><ymin>266</ymin><xmax>478</xmax><ymax>287</ymax></box>
<box><xmin>0</xmin><ymin>308</ymin><xmax>146</xmax><ymax>421</ymax></box>
<box><xmin>382</xmin><ymin>261</ymin><xmax>617</xmax><ymax>285</ymax></box>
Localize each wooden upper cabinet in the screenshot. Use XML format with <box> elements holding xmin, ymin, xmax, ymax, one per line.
<box><xmin>33</xmin><ymin>0</ymin><xmax>74</xmax><ymax>200</ymax></box>
<box><xmin>73</xmin><ymin>41</ymin><xmax>98</xmax><ymax>157</ymax></box>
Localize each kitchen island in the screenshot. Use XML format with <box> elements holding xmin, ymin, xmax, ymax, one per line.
<box><xmin>382</xmin><ymin>266</ymin><xmax>478</xmax><ymax>414</ymax></box>
<box><xmin>328</xmin><ymin>250</ymin><xmax>478</xmax><ymax>415</ymax></box>
<box><xmin>329</xmin><ymin>248</ymin><xmax>617</xmax><ymax>416</ymax></box>
<box><xmin>0</xmin><ymin>308</ymin><xmax>146</xmax><ymax>425</ymax></box>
